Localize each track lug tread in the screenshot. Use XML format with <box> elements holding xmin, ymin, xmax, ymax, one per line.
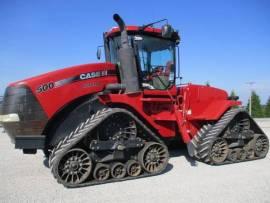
<box><xmin>188</xmin><ymin>107</ymin><xmax>268</xmax><ymax>165</ymax></box>
<box><xmin>49</xmin><ymin>107</ymin><xmax>167</xmax><ymax>187</ymax></box>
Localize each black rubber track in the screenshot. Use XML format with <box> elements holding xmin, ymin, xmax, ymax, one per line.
<box><xmin>49</xmin><ymin>108</ymin><xmax>168</xmax><ymax>188</ymax></box>
<box><xmin>187</xmin><ymin>107</ymin><xmax>269</xmax><ymax>165</ymax></box>
<box><xmin>66</xmin><ymin>171</ymin><xmax>164</xmax><ymax>188</ymax></box>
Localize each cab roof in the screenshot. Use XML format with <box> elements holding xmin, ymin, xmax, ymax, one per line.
<box><xmin>105</xmin><ymin>25</ymin><xmax>162</xmax><ymax>38</ymax></box>
<box><xmin>105</xmin><ymin>25</ymin><xmax>180</xmax><ymax>43</ymax></box>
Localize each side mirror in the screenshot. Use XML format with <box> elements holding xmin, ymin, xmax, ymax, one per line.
<box><xmin>161</xmin><ymin>24</ymin><xmax>174</xmax><ymax>38</ymax></box>
<box><xmin>96</xmin><ymin>46</ymin><xmax>102</xmax><ymax>60</ymax></box>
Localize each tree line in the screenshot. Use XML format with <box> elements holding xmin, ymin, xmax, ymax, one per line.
<box><xmin>230</xmin><ymin>90</ymin><xmax>270</xmax><ymax>118</ymax></box>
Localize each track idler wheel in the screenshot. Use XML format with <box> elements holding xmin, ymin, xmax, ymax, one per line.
<box><xmin>54</xmin><ymin>148</ymin><xmax>92</xmax><ymax>186</ymax></box>
<box><xmin>138</xmin><ymin>142</ymin><xmax>169</xmax><ymax>174</ymax></box>
<box><xmin>93</xmin><ymin>163</ymin><xmax>110</xmax><ymax>181</ymax></box>
<box><xmin>111</xmin><ymin>162</ymin><xmax>126</xmax><ymax>179</ymax></box>
<box><xmin>246</xmin><ymin>148</ymin><xmax>255</xmax><ymax>159</ymax></box>
<box><xmin>126</xmin><ymin>160</ymin><xmax>142</xmax><ymax>177</ymax></box>
<box><xmin>209</xmin><ymin>138</ymin><xmax>229</xmax><ymax>164</ymax></box>
<box><xmin>238</xmin><ymin>149</ymin><xmax>247</xmax><ymax>160</ymax></box>
<box><xmin>244</xmin><ymin>139</ymin><xmax>256</xmax><ymax>159</ymax></box>
<box><xmin>227</xmin><ymin>149</ymin><xmax>238</xmax><ymax>162</ymax></box>
<box><xmin>254</xmin><ymin>134</ymin><xmax>269</xmax><ymax>158</ymax></box>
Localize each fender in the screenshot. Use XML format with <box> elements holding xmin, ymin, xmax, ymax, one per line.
<box><xmin>187</xmin><ymin>100</ymin><xmax>241</xmax><ymax>121</ymax></box>
<box><xmin>44</xmin><ymin>95</ymin><xmax>104</xmax><ymax>155</ymax></box>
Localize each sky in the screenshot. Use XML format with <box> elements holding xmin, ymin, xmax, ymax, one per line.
<box><xmin>0</xmin><ymin>0</ymin><xmax>270</xmax><ymax>104</ymax></box>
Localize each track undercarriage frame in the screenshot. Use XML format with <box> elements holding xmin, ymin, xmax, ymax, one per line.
<box><xmin>49</xmin><ymin>108</ymin><xmax>170</xmax><ymax>187</ymax></box>
<box><xmin>49</xmin><ymin>103</ymin><xmax>269</xmax><ymax>187</ymax></box>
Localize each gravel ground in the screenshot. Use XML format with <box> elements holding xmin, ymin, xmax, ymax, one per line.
<box><xmin>0</xmin><ymin>122</ymin><xmax>270</xmax><ymax>203</ymax></box>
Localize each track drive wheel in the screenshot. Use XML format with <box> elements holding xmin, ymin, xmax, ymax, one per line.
<box><xmin>126</xmin><ymin>160</ymin><xmax>142</xmax><ymax>177</ymax></box>
<box><xmin>111</xmin><ymin>162</ymin><xmax>126</xmax><ymax>179</ymax></box>
<box><xmin>93</xmin><ymin>163</ymin><xmax>110</xmax><ymax>181</ymax></box>
<box><xmin>138</xmin><ymin>142</ymin><xmax>169</xmax><ymax>174</ymax></box>
<box><xmin>53</xmin><ymin>148</ymin><xmax>92</xmax><ymax>186</ymax></box>
<box><xmin>209</xmin><ymin>138</ymin><xmax>229</xmax><ymax>164</ymax></box>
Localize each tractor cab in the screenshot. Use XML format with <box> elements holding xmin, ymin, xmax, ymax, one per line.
<box><xmin>103</xmin><ymin>18</ymin><xmax>180</xmax><ymax>91</ymax></box>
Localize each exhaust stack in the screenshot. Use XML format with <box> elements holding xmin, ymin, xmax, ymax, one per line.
<box><xmin>113</xmin><ymin>14</ymin><xmax>140</xmax><ymax>93</ymax></box>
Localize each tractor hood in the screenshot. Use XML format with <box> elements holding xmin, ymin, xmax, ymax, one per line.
<box><xmin>9</xmin><ymin>62</ymin><xmax>116</xmax><ymax>89</ymax></box>
<box><xmin>5</xmin><ymin>62</ymin><xmax>118</xmax><ymax>118</ymax></box>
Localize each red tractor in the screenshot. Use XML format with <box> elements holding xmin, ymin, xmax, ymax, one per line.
<box><xmin>0</xmin><ymin>14</ymin><xmax>269</xmax><ymax>187</ymax></box>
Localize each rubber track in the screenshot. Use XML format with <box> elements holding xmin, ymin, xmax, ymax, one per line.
<box><xmin>66</xmin><ymin>170</ymin><xmax>164</xmax><ymax>188</ymax></box>
<box><xmin>49</xmin><ymin>108</ymin><xmax>167</xmax><ymax>188</ymax></box>
<box><xmin>187</xmin><ymin>107</ymin><xmax>266</xmax><ymax>164</ymax></box>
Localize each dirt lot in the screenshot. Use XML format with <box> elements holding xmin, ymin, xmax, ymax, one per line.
<box><xmin>0</xmin><ymin>120</ymin><xmax>270</xmax><ymax>203</ymax></box>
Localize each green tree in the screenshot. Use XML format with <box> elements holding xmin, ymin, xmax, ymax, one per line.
<box><xmin>230</xmin><ymin>90</ymin><xmax>236</xmax><ymax>97</ymax></box>
<box><xmin>264</xmin><ymin>97</ymin><xmax>270</xmax><ymax>117</ymax></box>
<box><xmin>205</xmin><ymin>81</ymin><xmax>210</xmax><ymax>86</ymax></box>
<box><xmin>246</xmin><ymin>91</ymin><xmax>264</xmax><ymax>118</ymax></box>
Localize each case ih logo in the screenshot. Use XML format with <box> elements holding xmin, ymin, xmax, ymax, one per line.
<box><xmin>80</xmin><ymin>70</ymin><xmax>108</xmax><ymax>80</ymax></box>
<box><xmin>37</xmin><ymin>69</ymin><xmax>115</xmax><ymax>93</ymax></box>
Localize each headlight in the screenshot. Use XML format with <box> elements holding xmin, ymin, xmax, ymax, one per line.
<box><xmin>0</xmin><ymin>113</ymin><xmax>20</xmax><ymax>122</ymax></box>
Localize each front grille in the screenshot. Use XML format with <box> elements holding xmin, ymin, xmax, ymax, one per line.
<box><xmin>2</xmin><ymin>85</ymin><xmax>48</xmax><ymax>140</ymax></box>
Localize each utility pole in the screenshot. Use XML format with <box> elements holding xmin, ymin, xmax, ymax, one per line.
<box><xmin>246</xmin><ymin>82</ymin><xmax>255</xmax><ymax>116</ymax></box>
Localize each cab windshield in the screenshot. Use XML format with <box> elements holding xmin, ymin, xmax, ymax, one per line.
<box><xmin>107</xmin><ymin>35</ymin><xmax>175</xmax><ymax>90</ymax></box>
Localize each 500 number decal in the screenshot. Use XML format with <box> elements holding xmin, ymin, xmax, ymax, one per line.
<box><xmin>36</xmin><ymin>82</ymin><xmax>54</xmax><ymax>93</ymax></box>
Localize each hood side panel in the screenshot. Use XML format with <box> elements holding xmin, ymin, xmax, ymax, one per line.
<box><xmin>9</xmin><ymin>63</ymin><xmax>117</xmax><ymax>118</ymax></box>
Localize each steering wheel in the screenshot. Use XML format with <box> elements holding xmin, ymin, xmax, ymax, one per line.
<box><xmin>151</xmin><ymin>66</ymin><xmax>165</xmax><ymax>77</ymax></box>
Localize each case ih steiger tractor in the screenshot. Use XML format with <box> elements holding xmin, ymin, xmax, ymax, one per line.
<box><xmin>0</xmin><ymin>14</ymin><xmax>269</xmax><ymax>187</ymax></box>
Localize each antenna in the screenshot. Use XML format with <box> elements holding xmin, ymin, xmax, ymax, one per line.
<box><xmin>140</xmin><ymin>19</ymin><xmax>168</xmax><ymax>30</ymax></box>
